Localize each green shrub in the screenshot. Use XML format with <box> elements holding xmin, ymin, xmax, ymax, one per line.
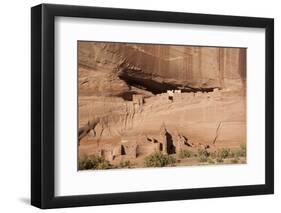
<box><xmin>229</xmin><ymin>150</ymin><xmax>235</xmax><ymax>158</ymax></box>
<box><xmin>240</xmin><ymin>144</ymin><xmax>246</xmax><ymax>157</ymax></box>
<box><xmin>79</xmin><ymin>155</ymin><xmax>113</xmax><ymax>170</ymax></box>
<box><xmin>232</xmin><ymin>144</ymin><xmax>246</xmax><ymax>158</ymax></box>
<box><xmin>217</xmin><ymin>148</ymin><xmax>231</xmax><ymax>159</ymax></box>
<box><xmin>79</xmin><ymin>158</ymin><xmax>94</xmax><ymax>170</ymax></box>
<box><xmin>240</xmin><ymin>144</ymin><xmax>246</xmax><ymax>151</ymax></box>
<box><xmin>144</xmin><ymin>152</ymin><xmax>175</xmax><ymax>167</ymax></box>
<box><xmin>198</xmin><ymin>149</ymin><xmax>210</xmax><ymax>158</ymax></box>
<box><xmin>97</xmin><ymin>161</ymin><xmax>113</xmax><ymax>169</ymax></box>
<box><xmin>198</xmin><ymin>149</ymin><xmax>209</xmax><ymax>162</ymax></box>
<box><xmin>234</xmin><ymin>150</ymin><xmax>243</xmax><ymax>157</ymax></box>
<box><xmin>198</xmin><ymin>156</ymin><xmax>208</xmax><ymax>162</ymax></box>
<box><xmin>197</xmin><ymin>148</ymin><xmax>210</xmax><ymax>162</ymax></box>
<box><xmin>216</xmin><ymin>158</ymin><xmax>224</xmax><ymax>163</ymax></box>
<box><xmin>178</xmin><ymin>150</ymin><xmax>193</xmax><ymax>159</ymax></box>
<box><xmin>210</xmin><ymin>151</ymin><xmax>217</xmax><ymax>159</ymax></box>
<box><xmin>119</xmin><ymin>160</ymin><xmax>131</xmax><ymax>168</ymax></box>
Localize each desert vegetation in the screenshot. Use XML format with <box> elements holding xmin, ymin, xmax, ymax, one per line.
<box><xmin>178</xmin><ymin>149</ymin><xmax>193</xmax><ymax>159</ymax></box>
<box><xmin>78</xmin><ymin>144</ymin><xmax>246</xmax><ymax>170</ymax></box>
<box><xmin>144</xmin><ymin>152</ymin><xmax>176</xmax><ymax>167</ymax></box>
<box><xmin>79</xmin><ymin>155</ymin><xmax>113</xmax><ymax>170</ymax></box>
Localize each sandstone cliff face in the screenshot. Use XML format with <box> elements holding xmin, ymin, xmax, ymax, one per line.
<box><xmin>78</xmin><ymin>41</ymin><xmax>247</xmax><ymax>166</ymax></box>
<box><xmin>78</xmin><ymin>42</ymin><xmax>246</xmax><ymax>98</ymax></box>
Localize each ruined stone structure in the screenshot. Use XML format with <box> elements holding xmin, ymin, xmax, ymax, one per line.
<box><xmin>176</xmin><ymin>134</ymin><xmax>189</xmax><ymax>153</ymax></box>
<box><xmin>159</xmin><ymin>123</ymin><xmax>176</xmax><ymax>155</ymax></box>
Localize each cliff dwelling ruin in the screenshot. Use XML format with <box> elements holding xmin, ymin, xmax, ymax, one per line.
<box><xmin>78</xmin><ymin>41</ymin><xmax>247</xmax><ymax>170</ymax></box>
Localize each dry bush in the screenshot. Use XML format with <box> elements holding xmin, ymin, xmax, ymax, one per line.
<box><xmin>144</xmin><ymin>152</ymin><xmax>175</xmax><ymax>167</ymax></box>
<box><xmin>119</xmin><ymin>160</ymin><xmax>131</xmax><ymax>168</ymax></box>
<box><xmin>197</xmin><ymin>148</ymin><xmax>210</xmax><ymax>162</ymax></box>
<box><xmin>79</xmin><ymin>155</ymin><xmax>113</xmax><ymax>170</ymax></box>
<box><xmin>178</xmin><ymin>149</ymin><xmax>193</xmax><ymax>159</ymax></box>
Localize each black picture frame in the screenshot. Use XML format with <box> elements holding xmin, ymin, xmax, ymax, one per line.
<box><xmin>31</xmin><ymin>3</ymin><xmax>274</xmax><ymax>209</ymax></box>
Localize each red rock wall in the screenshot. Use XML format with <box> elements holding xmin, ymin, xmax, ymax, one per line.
<box><xmin>78</xmin><ymin>42</ymin><xmax>246</xmax><ymax>89</ymax></box>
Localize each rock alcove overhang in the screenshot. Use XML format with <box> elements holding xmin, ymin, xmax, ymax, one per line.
<box><xmin>117</xmin><ymin>67</ymin><xmax>220</xmax><ymax>101</ymax></box>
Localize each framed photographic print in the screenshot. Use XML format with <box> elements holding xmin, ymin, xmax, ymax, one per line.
<box><xmin>31</xmin><ymin>3</ymin><xmax>274</xmax><ymax>209</ymax></box>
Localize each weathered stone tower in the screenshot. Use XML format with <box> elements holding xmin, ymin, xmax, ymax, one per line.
<box><xmin>160</xmin><ymin>123</ymin><xmax>168</xmax><ymax>154</ymax></box>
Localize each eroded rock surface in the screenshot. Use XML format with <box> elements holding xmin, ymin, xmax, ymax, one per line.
<box><xmin>78</xmin><ymin>41</ymin><xmax>247</xmax><ymax>168</ymax></box>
